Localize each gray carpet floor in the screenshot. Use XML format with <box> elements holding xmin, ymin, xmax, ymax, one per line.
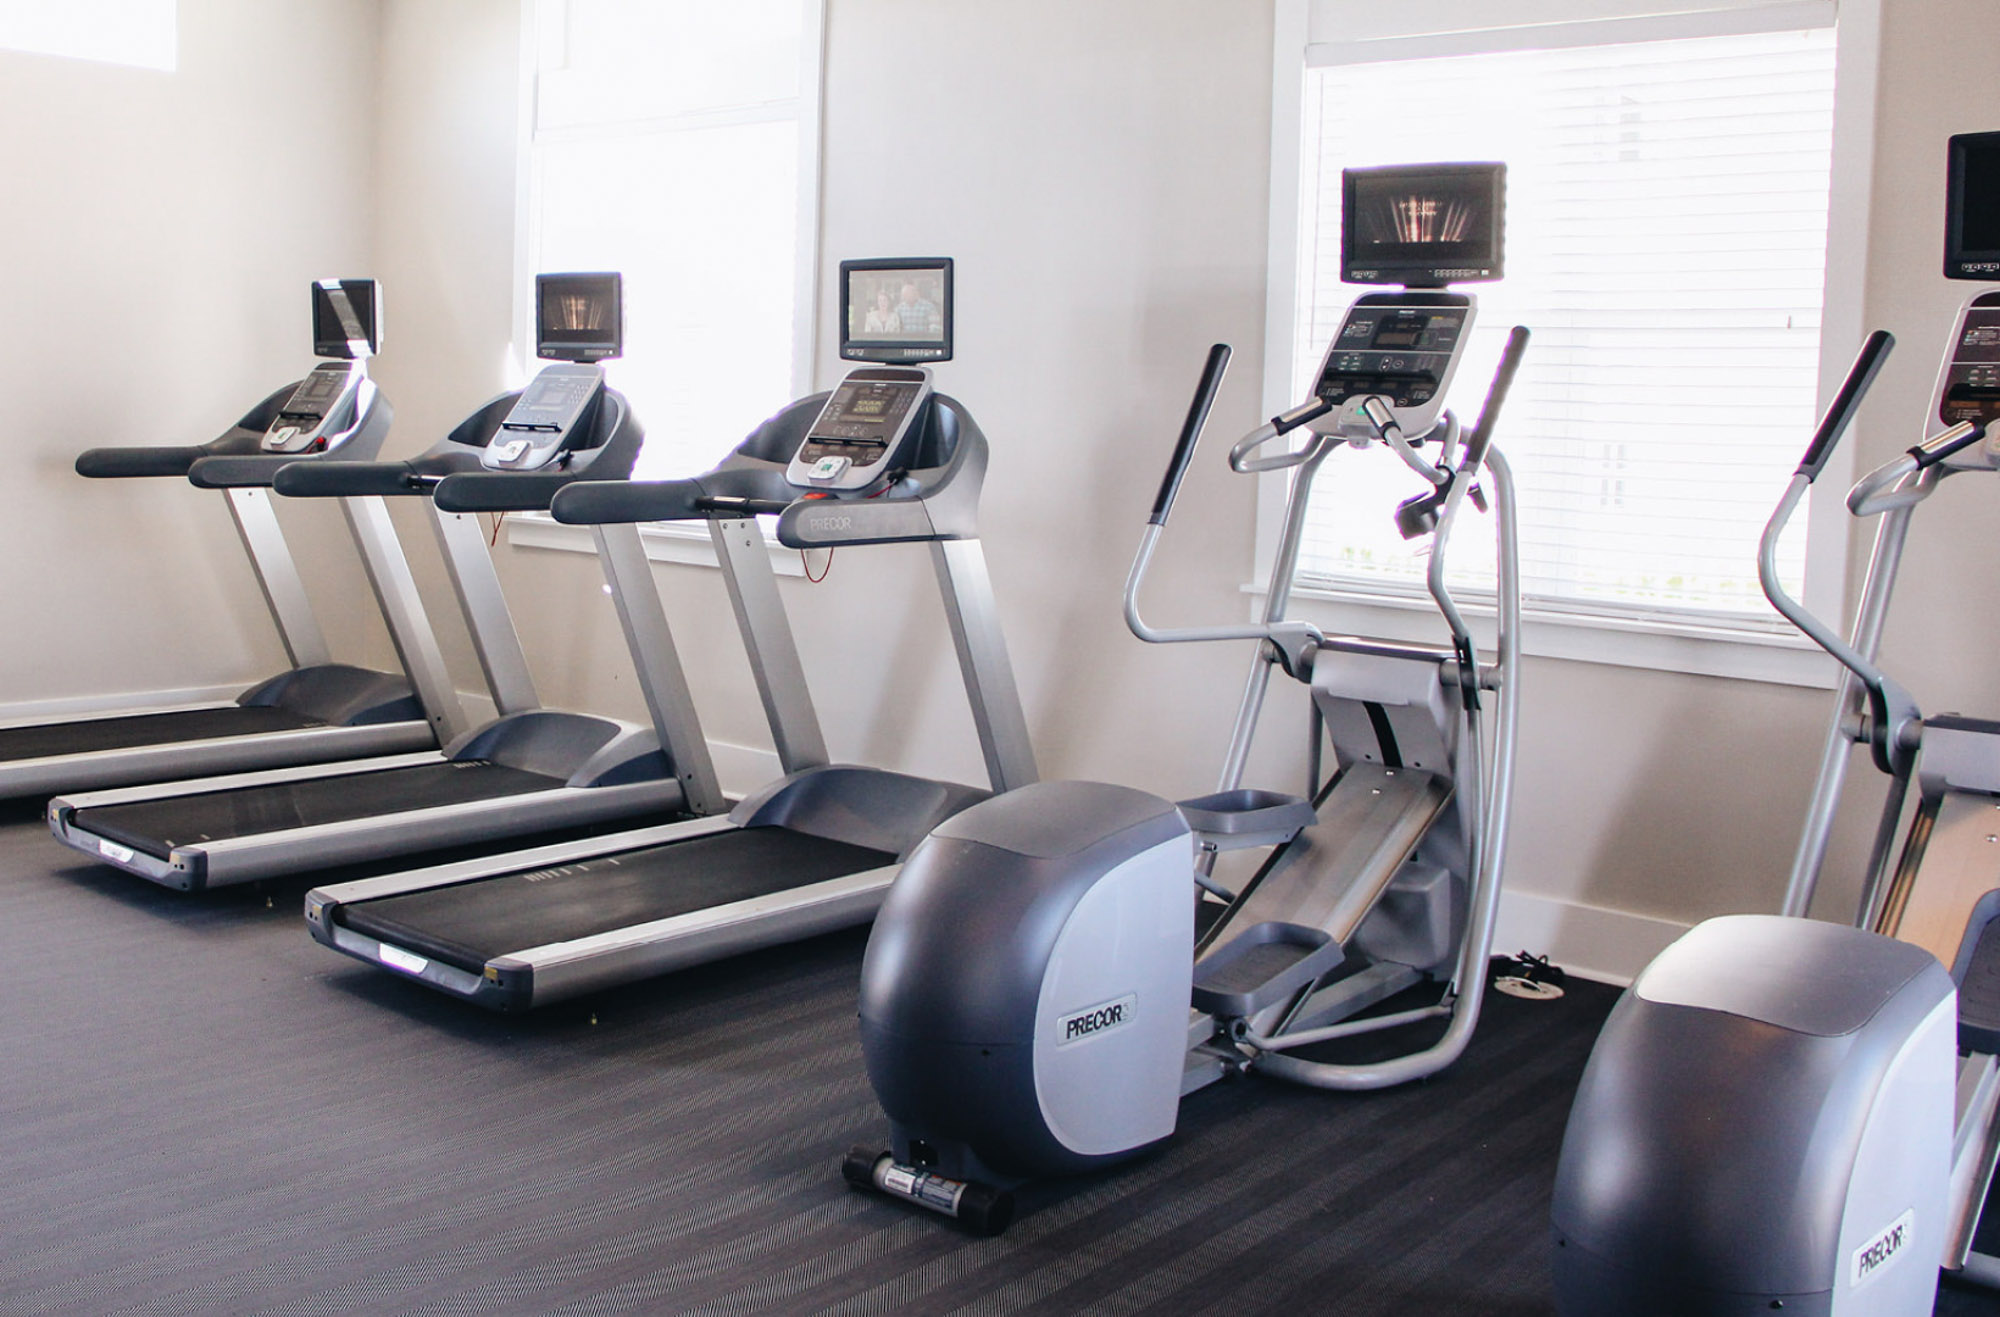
<box><xmin>0</xmin><ymin>804</ymin><xmax>1992</xmax><ymax>1315</ymax></box>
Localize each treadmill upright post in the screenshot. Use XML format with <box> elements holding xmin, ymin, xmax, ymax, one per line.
<box><xmin>593</xmin><ymin>522</ymin><xmax>726</xmax><ymax>815</ymax></box>
<box><xmin>222</xmin><ymin>485</ymin><xmax>332</xmax><ymax>669</ymax></box>
<box><xmin>430</xmin><ymin>507</ymin><xmax>540</xmax><ymax>719</ymax></box>
<box><xmin>340</xmin><ymin>495</ymin><xmax>468</xmax><ymax>744</ymax></box>
<box><xmin>930</xmin><ymin>537</ymin><xmax>1037</xmax><ymax>794</ymax></box>
<box><xmin>709</xmin><ymin>516</ymin><xmax>830</xmax><ymax>774</ymax></box>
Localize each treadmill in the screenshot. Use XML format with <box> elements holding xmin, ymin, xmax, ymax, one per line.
<box><xmin>302</xmin><ymin>256</ymin><xmax>1038</xmax><ymax>1011</ymax></box>
<box><xmin>49</xmin><ymin>273</ymin><xmax>724</xmax><ymax>891</ymax></box>
<box><xmin>0</xmin><ymin>279</ymin><xmax>464</xmax><ymax>800</ymax></box>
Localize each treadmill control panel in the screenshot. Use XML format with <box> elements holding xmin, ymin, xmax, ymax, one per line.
<box><xmin>1936</xmin><ymin>292</ymin><xmax>2000</xmax><ymax>438</ymax></box>
<box><xmin>485</xmin><ymin>363</ymin><xmax>605</xmax><ymax>470</ymax></box>
<box><xmin>789</xmin><ymin>367</ymin><xmax>932</xmax><ymax>490</ymax></box>
<box><xmin>1307</xmin><ymin>294</ymin><xmax>1474</xmax><ymax>440</ymax></box>
<box><xmin>263</xmin><ymin>361</ymin><xmax>365</xmax><ymax>454</ymax></box>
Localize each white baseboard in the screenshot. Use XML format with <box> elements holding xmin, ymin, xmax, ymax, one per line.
<box><xmin>0</xmin><ymin>683</ymin><xmax>247</xmax><ymax>725</ymax></box>
<box><xmin>1493</xmin><ymin>888</ymin><xmax>1690</xmax><ymax>987</ymax></box>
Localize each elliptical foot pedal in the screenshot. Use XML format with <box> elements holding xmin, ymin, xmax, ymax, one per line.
<box><xmin>1191</xmin><ymin>921</ymin><xmax>1345</xmax><ymax>1017</ymax></box>
<box><xmin>841</xmin><ymin>1147</ymin><xmax>1015</xmax><ymax>1236</ymax></box>
<box><xmin>1954</xmin><ymin>898</ymin><xmax>2000</xmax><ymax>1055</ymax></box>
<box><xmin>1176</xmin><ymin>788</ymin><xmax>1316</xmax><ymax>852</ymax></box>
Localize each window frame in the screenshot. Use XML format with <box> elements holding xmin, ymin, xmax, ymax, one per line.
<box><xmin>1260</xmin><ymin>0</ymin><xmax>1882</xmax><ymax>686</ymax></box>
<box><xmin>503</xmin><ymin>0</ymin><xmax>826</xmax><ymax>571</ymax></box>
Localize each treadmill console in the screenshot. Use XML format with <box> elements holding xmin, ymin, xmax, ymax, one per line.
<box><xmin>790</xmin><ymin>367</ymin><xmax>932</xmax><ymax>490</ymax></box>
<box><xmin>1306</xmin><ymin>293</ymin><xmax>1475</xmax><ymax>439</ymax></box>
<box><xmin>485</xmin><ymin>363</ymin><xmax>606</xmax><ymax>471</ymax></box>
<box><xmin>264</xmin><ymin>360</ymin><xmax>366</xmax><ymax>454</ymax></box>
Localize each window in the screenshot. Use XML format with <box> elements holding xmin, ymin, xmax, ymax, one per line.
<box><xmin>1280</xmin><ymin>8</ymin><xmax>1838</xmax><ymax>627</ymax></box>
<box><xmin>0</xmin><ymin>0</ymin><xmax>174</xmax><ymax>71</ymax></box>
<box><xmin>523</xmin><ymin>0</ymin><xmax>821</xmax><ymax>479</ymax></box>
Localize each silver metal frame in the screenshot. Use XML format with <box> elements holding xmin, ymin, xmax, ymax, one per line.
<box><xmin>710</xmin><ymin>516</ymin><xmax>828</xmax><ymax>773</ymax></box>
<box><xmin>223</xmin><ymin>485</ymin><xmax>330</xmax><ymax>668</ymax></box>
<box><xmin>931</xmin><ymin>538</ymin><xmax>1037</xmax><ymax>794</ymax></box>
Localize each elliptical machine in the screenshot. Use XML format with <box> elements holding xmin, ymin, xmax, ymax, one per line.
<box><xmin>1550</xmin><ymin>132</ymin><xmax>2000</xmax><ymax>1315</ymax></box>
<box><xmin>845</xmin><ymin>163</ymin><xmax>1529</xmax><ymax>1233</ymax></box>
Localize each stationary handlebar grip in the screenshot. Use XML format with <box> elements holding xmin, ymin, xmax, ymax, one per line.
<box><xmin>1461</xmin><ymin>326</ymin><xmax>1531</xmax><ymax>473</ymax></box>
<box><xmin>1909</xmin><ymin>419</ymin><xmax>1986</xmax><ymax>469</ymax></box>
<box><xmin>271</xmin><ymin>460</ymin><xmax>420</xmax><ymax>498</ymax></box>
<box><xmin>435</xmin><ymin>471</ymin><xmax>578</xmax><ymax>513</ymax></box>
<box><xmin>1149</xmin><ymin>344</ymin><xmax>1231</xmax><ymax>526</ymax></box>
<box><xmin>1797</xmin><ymin>329</ymin><xmax>1894</xmax><ymax>481</ymax></box>
<box><xmin>74</xmin><ymin>446</ymin><xmax>207</xmax><ymax>479</ymax></box>
<box><xmin>186</xmin><ymin>454</ymin><xmax>299</xmax><ymax>489</ymax></box>
<box><xmin>551</xmin><ymin>477</ymin><xmax>706</xmax><ymax>525</ymax></box>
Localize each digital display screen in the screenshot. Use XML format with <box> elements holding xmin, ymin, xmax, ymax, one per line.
<box><xmin>1948</xmin><ymin>134</ymin><xmax>2000</xmax><ymax>278</ymax></box>
<box><xmin>312</xmin><ymin>279</ymin><xmax>379</xmax><ymax>359</ymax></box>
<box><xmin>1342</xmin><ymin>163</ymin><xmax>1505</xmax><ymax>286</ymax></box>
<box><xmin>538</xmin><ymin>272</ymin><xmax>623</xmax><ymax>361</ymax></box>
<box><xmin>841</xmin><ymin>257</ymin><xmax>953</xmax><ymax>362</ymax></box>
<box><xmin>849</xmin><ymin>396</ymin><xmax>890</xmax><ymax>416</ymax></box>
<box><xmin>287</xmin><ymin>369</ymin><xmax>343</xmax><ymax>412</ymax></box>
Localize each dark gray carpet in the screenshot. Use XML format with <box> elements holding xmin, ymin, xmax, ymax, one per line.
<box><xmin>0</xmin><ymin>805</ymin><xmax>1990</xmax><ymax>1315</ymax></box>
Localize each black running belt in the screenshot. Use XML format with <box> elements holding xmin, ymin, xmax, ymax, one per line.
<box><xmin>341</xmin><ymin>825</ymin><xmax>897</xmax><ymax>972</ymax></box>
<box><xmin>0</xmin><ymin>706</ymin><xmax>326</xmax><ymax>762</ymax></box>
<box><xmin>75</xmin><ymin>760</ymin><xmax>563</xmax><ymax>860</ymax></box>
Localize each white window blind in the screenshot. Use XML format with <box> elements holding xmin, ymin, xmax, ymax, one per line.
<box><xmin>527</xmin><ymin>0</ymin><xmax>818</xmax><ymax>480</ymax></box>
<box><xmin>1290</xmin><ymin>21</ymin><xmax>1836</xmax><ymax>621</ymax></box>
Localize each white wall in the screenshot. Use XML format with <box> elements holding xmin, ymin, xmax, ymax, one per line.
<box><xmin>0</xmin><ymin>0</ymin><xmax>386</xmax><ymax>712</ymax></box>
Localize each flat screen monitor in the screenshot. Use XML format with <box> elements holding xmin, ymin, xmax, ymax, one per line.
<box><xmin>1342</xmin><ymin>163</ymin><xmax>1505</xmax><ymax>287</ymax></box>
<box><xmin>311</xmin><ymin>279</ymin><xmax>381</xmax><ymax>359</ymax></box>
<box><xmin>841</xmin><ymin>257</ymin><xmax>953</xmax><ymax>363</ymax></box>
<box><xmin>537</xmin><ymin>272</ymin><xmax>623</xmax><ymax>361</ymax></box>
<box><xmin>1947</xmin><ymin>133</ymin><xmax>2000</xmax><ymax>281</ymax></box>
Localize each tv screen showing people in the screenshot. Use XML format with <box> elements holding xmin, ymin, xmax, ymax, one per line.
<box><xmin>841</xmin><ymin>258</ymin><xmax>953</xmax><ymax>361</ymax></box>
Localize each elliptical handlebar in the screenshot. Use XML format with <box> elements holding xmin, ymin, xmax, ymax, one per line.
<box><xmin>1759</xmin><ymin>334</ymin><xmax>1904</xmax><ymax>714</ymax></box>
<box><xmin>1460</xmin><ymin>326</ymin><xmax>1532</xmax><ymax>477</ymax></box>
<box><xmin>1149</xmin><ymin>344</ymin><xmax>1231</xmax><ymax>526</ymax></box>
<box><xmin>1125</xmin><ymin>347</ymin><xmax>1324</xmax><ymax>652</ymax></box>
<box><xmin>1845</xmin><ymin>419</ymin><xmax>1986</xmax><ymax>517</ymax></box>
<box><xmin>1226</xmin><ymin>399</ymin><xmax>1336</xmax><ymax>474</ymax></box>
<box><xmin>1797</xmin><ymin>329</ymin><xmax>1894</xmax><ymax>481</ymax></box>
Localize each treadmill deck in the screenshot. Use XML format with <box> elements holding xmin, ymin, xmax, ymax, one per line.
<box><xmin>73</xmin><ymin>760</ymin><xmax>561</xmax><ymax>860</ymax></box>
<box><xmin>0</xmin><ymin>706</ymin><xmax>326</xmax><ymax>762</ymax></box>
<box><xmin>339</xmin><ymin>825</ymin><xmax>896</xmax><ymax>973</ymax></box>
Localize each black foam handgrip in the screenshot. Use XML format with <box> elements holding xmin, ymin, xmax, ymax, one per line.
<box><xmin>1462</xmin><ymin>326</ymin><xmax>1531</xmax><ymax>472</ymax></box>
<box><xmin>1798</xmin><ymin>329</ymin><xmax>1894</xmax><ymax>480</ymax></box>
<box><xmin>551</xmin><ymin>477</ymin><xmax>707</xmax><ymax>525</ymax></box>
<box><xmin>1150</xmin><ymin>344</ymin><xmax>1231</xmax><ymax>526</ymax></box>
<box><xmin>435</xmin><ymin>471</ymin><xmax>577</xmax><ymax>513</ymax></box>
<box><xmin>272</xmin><ymin>460</ymin><xmax>420</xmax><ymax>498</ymax></box>
<box><xmin>187</xmin><ymin>454</ymin><xmax>298</xmax><ymax>489</ymax></box>
<box><xmin>74</xmin><ymin>445</ymin><xmax>207</xmax><ymax>479</ymax></box>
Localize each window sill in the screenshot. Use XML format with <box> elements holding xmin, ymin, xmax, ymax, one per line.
<box><xmin>502</xmin><ymin>511</ymin><xmax>807</xmax><ymax>577</ymax></box>
<box><xmin>1262</xmin><ymin>582</ymin><xmax>1837</xmax><ymax>689</ymax></box>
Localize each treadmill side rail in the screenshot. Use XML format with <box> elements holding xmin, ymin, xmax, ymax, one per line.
<box><xmin>54</xmin><ymin>774</ymin><xmax>689</xmax><ymax>891</ymax></box>
<box><xmin>0</xmin><ymin>718</ymin><xmax>435</xmax><ymax>800</ymax></box>
<box><xmin>314</xmin><ymin>861</ymin><xmax>899</xmax><ymax>1011</ymax></box>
